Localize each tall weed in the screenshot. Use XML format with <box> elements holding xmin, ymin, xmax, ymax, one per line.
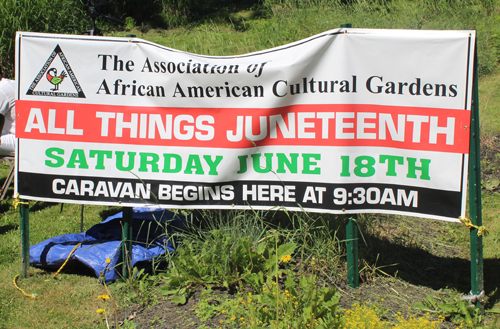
<box><xmin>255</xmin><ymin>0</ymin><xmax>500</xmax><ymax>75</ymax></box>
<box><xmin>160</xmin><ymin>210</ymin><xmax>344</xmax><ymax>303</ymax></box>
<box><xmin>3</xmin><ymin>0</ymin><xmax>500</xmax><ymax>76</ymax></box>
<box><xmin>0</xmin><ymin>0</ymin><xmax>88</xmax><ymax>76</ymax></box>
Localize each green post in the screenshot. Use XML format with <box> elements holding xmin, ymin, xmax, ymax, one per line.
<box><xmin>20</xmin><ymin>200</ymin><xmax>30</xmax><ymax>278</ymax></box>
<box><xmin>121</xmin><ymin>207</ymin><xmax>133</xmax><ymax>279</ymax></box>
<box><xmin>80</xmin><ymin>205</ymin><xmax>84</xmax><ymax>232</ymax></box>
<box><xmin>346</xmin><ymin>215</ymin><xmax>359</xmax><ymax>288</ymax></box>
<box><xmin>340</xmin><ymin>22</ymin><xmax>359</xmax><ymax>289</ymax></box>
<box><xmin>469</xmin><ymin>48</ymin><xmax>484</xmax><ymax>309</ymax></box>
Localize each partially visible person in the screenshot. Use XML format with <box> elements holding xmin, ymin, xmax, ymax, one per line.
<box><xmin>0</xmin><ymin>65</ymin><xmax>15</xmax><ymax>156</ymax></box>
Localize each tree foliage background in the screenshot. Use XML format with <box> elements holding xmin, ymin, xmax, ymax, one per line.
<box><xmin>0</xmin><ymin>0</ymin><xmax>89</xmax><ymax>77</ymax></box>
<box><xmin>1</xmin><ymin>0</ymin><xmax>499</xmax><ymax>78</ymax></box>
<box><xmin>0</xmin><ymin>0</ymin><xmax>263</xmax><ymax>77</ymax></box>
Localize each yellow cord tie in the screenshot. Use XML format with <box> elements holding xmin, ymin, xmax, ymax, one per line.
<box><xmin>13</xmin><ymin>275</ymin><xmax>37</xmax><ymax>300</ymax></box>
<box><xmin>13</xmin><ymin>194</ymin><xmax>30</xmax><ymax>210</ymax></box>
<box><xmin>459</xmin><ymin>216</ymin><xmax>487</xmax><ymax>237</ymax></box>
<box><xmin>53</xmin><ymin>242</ymin><xmax>83</xmax><ymax>279</ymax></box>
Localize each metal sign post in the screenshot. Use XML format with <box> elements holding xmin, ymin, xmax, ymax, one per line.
<box><xmin>468</xmin><ymin>47</ymin><xmax>484</xmax><ymax>309</ymax></box>
<box><xmin>20</xmin><ymin>200</ymin><xmax>30</xmax><ymax>278</ymax></box>
<box><xmin>346</xmin><ymin>215</ymin><xmax>359</xmax><ymax>288</ymax></box>
<box><xmin>121</xmin><ymin>207</ymin><xmax>133</xmax><ymax>279</ymax></box>
<box><xmin>339</xmin><ymin>23</ymin><xmax>360</xmax><ymax>289</ymax></box>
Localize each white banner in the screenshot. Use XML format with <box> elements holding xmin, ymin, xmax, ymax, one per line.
<box><xmin>15</xmin><ymin>28</ymin><xmax>476</xmax><ymax>221</ymax></box>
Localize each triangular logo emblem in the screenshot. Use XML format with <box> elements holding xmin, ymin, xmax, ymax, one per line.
<box><xmin>26</xmin><ymin>45</ymin><xmax>86</xmax><ymax>98</ymax></box>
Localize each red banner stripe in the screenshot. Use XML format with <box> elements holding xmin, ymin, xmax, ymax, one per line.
<box><xmin>16</xmin><ymin>100</ymin><xmax>470</xmax><ymax>153</ymax></box>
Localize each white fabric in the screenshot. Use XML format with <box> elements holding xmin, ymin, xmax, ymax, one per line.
<box><xmin>0</xmin><ymin>78</ymin><xmax>16</xmax><ymax>156</ymax></box>
<box><xmin>0</xmin><ymin>78</ymin><xmax>16</xmax><ymax>135</ymax></box>
<box><xmin>0</xmin><ymin>133</ymin><xmax>15</xmax><ymax>155</ymax></box>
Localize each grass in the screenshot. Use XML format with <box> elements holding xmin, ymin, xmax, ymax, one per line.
<box><xmin>481</xmin><ymin>193</ymin><xmax>500</xmax><ymax>258</ymax></box>
<box><xmin>2</xmin><ymin>0</ymin><xmax>500</xmax><ymax>328</ymax></box>
<box><xmin>105</xmin><ymin>0</ymin><xmax>500</xmax><ymax>77</ymax></box>
<box><xmin>0</xmin><ymin>202</ymin><xmax>110</xmax><ymax>328</ymax></box>
<box><xmin>5</xmin><ymin>271</ymin><xmax>104</xmax><ymax>329</ymax></box>
<box><xmin>478</xmin><ymin>69</ymin><xmax>500</xmax><ymax>136</ymax></box>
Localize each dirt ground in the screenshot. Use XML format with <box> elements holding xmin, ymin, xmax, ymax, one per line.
<box><xmin>111</xmin><ymin>219</ymin><xmax>493</xmax><ymax>329</ymax></box>
<box><xmin>112</xmin><ymin>277</ymin><xmax>467</xmax><ymax>329</ymax></box>
<box><xmin>114</xmin><ymin>288</ymin><xmax>225</xmax><ymax>328</ymax></box>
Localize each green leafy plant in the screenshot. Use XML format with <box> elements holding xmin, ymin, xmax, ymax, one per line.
<box><xmin>199</xmin><ymin>275</ymin><xmax>341</xmax><ymax>328</ymax></box>
<box><xmin>160</xmin><ymin>228</ymin><xmax>297</xmax><ymax>304</ymax></box>
<box><xmin>121</xmin><ymin>318</ymin><xmax>138</xmax><ymax>329</ymax></box>
<box><xmin>115</xmin><ymin>267</ymin><xmax>162</xmax><ymax>306</ymax></box>
<box><xmin>413</xmin><ymin>295</ymin><xmax>482</xmax><ymax>328</ymax></box>
<box><xmin>124</xmin><ymin>17</ymin><xmax>137</xmax><ymax>31</ymax></box>
<box><xmin>195</xmin><ymin>250</ymin><xmax>341</xmax><ymax>328</ymax></box>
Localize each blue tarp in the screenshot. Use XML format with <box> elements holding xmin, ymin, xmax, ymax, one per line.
<box><xmin>30</xmin><ymin>207</ymin><xmax>186</xmax><ymax>282</ymax></box>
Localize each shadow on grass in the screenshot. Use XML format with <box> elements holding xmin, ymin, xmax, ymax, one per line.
<box><xmin>29</xmin><ymin>201</ymin><xmax>60</xmax><ymax>213</ymax></box>
<box><xmin>99</xmin><ymin>207</ymin><xmax>124</xmax><ymax>220</ymax></box>
<box><xmin>356</xmin><ymin>233</ymin><xmax>500</xmax><ymax>309</ymax></box>
<box><xmin>0</xmin><ymin>223</ymin><xmax>17</xmax><ymax>235</ymax></box>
